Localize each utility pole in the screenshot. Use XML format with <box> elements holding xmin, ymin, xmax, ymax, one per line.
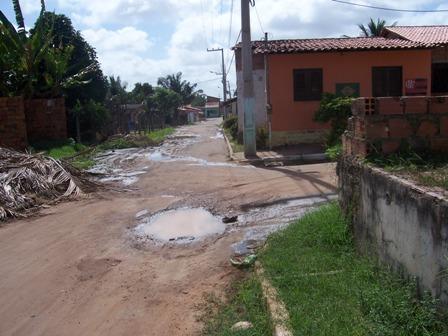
<box><xmin>207</xmin><ymin>48</ymin><xmax>227</xmax><ymax>117</ymax></box>
<box><xmin>241</xmin><ymin>0</ymin><xmax>256</xmax><ymax>156</ymax></box>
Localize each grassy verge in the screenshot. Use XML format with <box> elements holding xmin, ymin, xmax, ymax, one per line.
<box><xmin>223</xmin><ymin>128</ymin><xmax>244</xmax><ymax>153</ymax></box>
<box><xmin>32</xmin><ymin>140</ymin><xmax>95</xmax><ymax>170</ymax></box>
<box><xmin>200</xmin><ymin>274</ymin><xmax>272</xmax><ymax>336</ymax></box>
<box><xmin>35</xmin><ymin>128</ymin><xmax>175</xmax><ymax>170</ymax></box>
<box><xmin>260</xmin><ymin>203</ymin><xmax>448</xmax><ymax>336</ymax></box>
<box><xmin>367</xmin><ymin>151</ymin><xmax>448</xmax><ymax>191</ymax></box>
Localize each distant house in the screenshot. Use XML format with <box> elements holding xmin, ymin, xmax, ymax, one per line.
<box><xmin>202</xmin><ymin>96</ymin><xmax>221</xmax><ymax>118</ymax></box>
<box><xmin>178</xmin><ymin>105</ymin><xmax>201</xmax><ymax>124</ymax></box>
<box><xmin>234</xmin><ymin>25</ymin><xmax>448</xmax><ymax>147</ymax></box>
<box><xmin>222</xmin><ymin>97</ymin><xmax>238</xmax><ymax>118</ymax></box>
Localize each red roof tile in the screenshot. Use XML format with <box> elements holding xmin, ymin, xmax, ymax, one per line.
<box><xmin>384</xmin><ymin>26</ymin><xmax>448</xmax><ymax>45</ymax></box>
<box><xmin>240</xmin><ymin>37</ymin><xmax>426</xmax><ymax>55</ymax></box>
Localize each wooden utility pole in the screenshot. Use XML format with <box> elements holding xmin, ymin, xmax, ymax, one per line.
<box><xmin>241</xmin><ymin>0</ymin><xmax>256</xmax><ymax>156</ymax></box>
<box><xmin>207</xmin><ymin>48</ymin><xmax>228</xmax><ymax>116</ymax></box>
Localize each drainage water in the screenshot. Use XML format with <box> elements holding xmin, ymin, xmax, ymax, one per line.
<box><xmin>135</xmin><ymin>208</ymin><xmax>225</xmax><ymax>242</ymax></box>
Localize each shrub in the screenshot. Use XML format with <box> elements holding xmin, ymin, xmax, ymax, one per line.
<box><xmin>222</xmin><ymin>115</ymin><xmax>238</xmax><ymax>140</ymax></box>
<box><xmin>257</xmin><ymin>127</ymin><xmax>268</xmax><ymax>149</ymax></box>
<box><xmin>315</xmin><ymin>93</ymin><xmax>353</xmax><ymax>146</ymax></box>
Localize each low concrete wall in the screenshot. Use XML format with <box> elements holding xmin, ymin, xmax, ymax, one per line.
<box><xmin>0</xmin><ymin>97</ymin><xmax>28</xmax><ymax>149</ymax></box>
<box><xmin>339</xmin><ymin>158</ymin><xmax>448</xmax><ymax>305</ymax></box>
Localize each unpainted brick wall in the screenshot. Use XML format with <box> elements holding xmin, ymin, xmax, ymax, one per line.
<box><xmin>0</xmin><ymin>97</ymin><xmax>28</xmax><ymax>149</ymax></box>
<box><xmin>25</xmin><ymin>98</ymin><xmax>67</xmax><ymax>142</ymax></box>
<box><xmin>343</xmin><ymin>96</ymin><xmax>448</xmax><ymax>157</ymax></box>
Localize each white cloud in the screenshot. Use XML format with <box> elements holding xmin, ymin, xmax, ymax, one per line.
<box><xmin>20</xmin><ymin>0</ymin><xmax>42</xmax><ymax>15</ymax></box>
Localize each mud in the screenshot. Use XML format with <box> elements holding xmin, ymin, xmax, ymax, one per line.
<box><xmin>134</xmin><ymin>208</ymin><xmax>225</xmax><ymax>243</ymax></box>
<box><xmin>0</xmin><ymin>119</ymin><xmax>337</xmax><ymax>336</ymax></box>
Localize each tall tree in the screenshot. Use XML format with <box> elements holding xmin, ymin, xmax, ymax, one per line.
<box><xmin>32</xmin><ymin>12</ymin><xmax>108</xmax><ymax>106</ymax></box>
<box><xmin>358</xmin><ymin>18</ymin><xmax>396</xmax><ymax>37</ymax></box>
<box><xmin>157</xmin><ymin>72</ymin><xmax>197</xmax><ymax>105</ymax></box>
<box><xmin>152</xmin><ymin>87</ymin><xmax>182</xmax><ymax>127</ymax></box>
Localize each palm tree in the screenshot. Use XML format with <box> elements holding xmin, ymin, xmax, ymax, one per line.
<box><xmin>358</xmin><ymin>18</ymin><xmax>397</xmax><ymax>37</ymax></box>
<box><xmin>157</xmin><ymin>72</ymin><xmax>197</xmax><ymax>105</ymax></box>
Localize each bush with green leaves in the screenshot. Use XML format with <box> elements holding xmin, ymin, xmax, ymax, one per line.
<box><xmin>314</xmin><ymin>93</ymin><xmax>353</xmax><ymax>146</ymax></box>
<box><xmin>223</xmin><ymin>115</ymin><xmax>238</xmax><ymax>140</ymax></box>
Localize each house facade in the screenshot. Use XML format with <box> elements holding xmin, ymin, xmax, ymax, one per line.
<box><xmin>234</xmin><ymin>26</ymin><xmax>448</xmax><ymax>147</ymax></box>
<box><xmin>202</xmin><ymin>96</ymin><xmax>221</xmax><ymax>118</ymax></box>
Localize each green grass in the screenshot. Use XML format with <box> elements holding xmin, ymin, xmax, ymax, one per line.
<box><xmin>31</xmin><ymin>139</ymin><xmax>95</xmax><ymax>170</ymax></box>
<box><xmin>367</xmin><ymin>151</ymin><xmax>448</xmax><ymax>191</ymax></box>
<box><xmin>147</xmin><ymin>127</ymin><xmax>174</xmax><ymax>143</ymax></box>
<box><xmin>200</xmin><ymin>275</ymin><xmax>272</xmax><ymax>336</ymax></box>
<box><xmin>99</xmin><ymin>128</ymin><xmax>175</xmax><ymax>151</ymax></box>
<box><xmin>259</xmin><ymin>203</ymin><xmax>448</xmax><ymax>336</ymax></box>
<box><xmin>223</xmin><ymin>128</ymin><xmax>244</xmax><ymax>153</ymax></box>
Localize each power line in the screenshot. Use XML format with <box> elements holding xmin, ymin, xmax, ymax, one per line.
<box><xmin>253</xmin><ymin>3</ymin><xmax>265</xmax><ymax>34</ymax></box>
<box><xmin>196</xmin><ymin>78</ymin><xmax>221</xmax><ymax>84</ymax></box>
<box><xmin>330</xmin><ymin>0</ymin><xmax>448</xmax><ymax>12</ymax></box>
<box><xmin>226</xmin><ymin>30</ymin><xmax>242</xmax><ymax>75</ymax></box>
<box><xmin>227</xmin><ymin>0</ymin><xmax>235</xmax><ymax>48</ymax></box>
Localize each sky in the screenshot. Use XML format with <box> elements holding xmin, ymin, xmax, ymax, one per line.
<box><xmin>1</xmin><ymin>0</ymin><xmax>448</xmax><ymax>98</ymax></box>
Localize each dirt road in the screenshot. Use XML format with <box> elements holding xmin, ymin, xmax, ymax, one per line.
<box><xmin>0</xmin><ymin>119</ymin><xmax>337</xmax><ymax>336</ymax></box>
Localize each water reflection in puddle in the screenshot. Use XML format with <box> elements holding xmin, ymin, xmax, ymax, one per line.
<box><xmin>135</xmin><ymin>208</ymin><xmax>225</xmax><ymax>243</ymax></box>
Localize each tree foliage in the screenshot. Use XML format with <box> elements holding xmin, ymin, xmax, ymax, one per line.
<box><xmin>0</xmin><ymin>0</ymin><xmax>94</xmax><ymax>98</ymax></box>
<box><xmin>157</xmin><ymin>72</ymin><xmax>197</xmax><ymax>105</ymax></box>
<box><xmin>314</xmin><ymin>93</ymin><xmax>353</xmax><ymax>146</ymax></box>
<box><xmin>358</xmin><ymin>18</ymin><xmax>397</xmax><ymax>37</ymax></box>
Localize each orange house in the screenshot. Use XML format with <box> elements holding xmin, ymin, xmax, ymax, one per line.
<box><xmin>234</xmin><ymin>26</ymin><xmax>448</xmax><ymax>147</ymax></box>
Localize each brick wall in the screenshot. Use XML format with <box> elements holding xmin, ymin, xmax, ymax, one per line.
<box><xmin>343</xmin><ymin>96</ymin><xmax>448</xmax><ymax>157</ymax></box>
<box><xmin>24</xmin><ymin>98</ymin><xmax>67</xmax><ymax>142</ymax></box>
<box><xmin>0</xmin><ymin>97</ymin><xmax>28</xmax><ymax>149</ymax></box>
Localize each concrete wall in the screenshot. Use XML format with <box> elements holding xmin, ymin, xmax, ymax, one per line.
<box><xmin>237</xmin><ymin>69</ymin><xmax>268</xmax><ymax>134</ymax></box>
<box><xmin>0</xmin><ymin>97</ymin><xmax>28</xmax><ymax>149</ymax></box>
<box><xmin>24</xmin><ymin>98</ymin><xmax>67</xmax><ymax>142</ymax></box>
<box><xmin>339</xmin><ymin>159</ymin><xmax>448</xmax><ymax>305</ymax></box>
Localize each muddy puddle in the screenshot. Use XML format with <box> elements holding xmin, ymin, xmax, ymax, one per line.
<box><xmin>231</xmin><ymin>194</ymin><xmax>338</xmax><ymax>256</ymax></box>
<box><xmin>134</xmin><ymin>208</ymin><xmax>226</xmax><ymax>244</ymax></box>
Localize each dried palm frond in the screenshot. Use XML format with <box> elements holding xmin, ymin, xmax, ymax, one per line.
<box><xmin>0</xmin><ymin>147</ymin><xmax>93</xmax><ymax>221</ymax></box>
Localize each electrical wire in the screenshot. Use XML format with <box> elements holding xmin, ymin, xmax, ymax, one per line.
<box><xmin>330</xmin><ymin>0</ymin><xmax>448</xmax><ymax>12</ymax></box>
<box><xmin>227</xmin><ymin>0</ymin><xmax>234</xmax><ymax>48</ymax></box>
<box><xmin>253</xmin><ymin>3</ymin><xmax>265</xmax><ymax>34</ymax></box>
<box><xmin>226</xmin><ymin>30</ymin><xmax>242</xmax><ymax>75</ymax></box>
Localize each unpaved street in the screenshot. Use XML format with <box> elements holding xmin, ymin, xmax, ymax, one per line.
<box><xmin>0</xmin><ymin>119</ymin><xmax>336</xmax><ymax>336</ymax></box>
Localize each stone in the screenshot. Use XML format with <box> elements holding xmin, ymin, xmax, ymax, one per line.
<box><xmin>231</xmin><ymin>321</ymin><xmax>253</xmax><ymax>331</ymax></box>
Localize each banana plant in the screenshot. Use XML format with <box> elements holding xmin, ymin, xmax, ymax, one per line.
<box><xmin>0</xmin><ymin>0</ymin><xmax>93</xmax><ymax>98</ymax></box>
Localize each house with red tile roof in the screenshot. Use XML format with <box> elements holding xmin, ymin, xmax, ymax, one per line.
<box><xmin>234</xmin><ymin>25</ymin><xmax>448</xmax><ymax>147</ymax></box>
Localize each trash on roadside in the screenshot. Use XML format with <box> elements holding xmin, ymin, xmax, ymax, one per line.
<box><xmin>0</xmin><ymin>147</ymin><xmax>97</xmax><ymax>221</ymax></box>
<box><xmin>231</xmin><ymin>321</ymin><xmax>253</xmax><ymax>331</ymax></box>
<box><xmin>222</xmin><ymin>215</ymin><xmax>238</xmax><ymax>224</ymax></box>
<box><xmin>230</xmin><ymin>254</ymin><xmax>257</xmax><ymax>268</ymax></box>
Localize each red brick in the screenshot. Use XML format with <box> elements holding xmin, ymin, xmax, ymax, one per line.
<box><xmin>382</xmin><ymin>140</ymin><xmax>401</xmax><ymax>154</ymax></box>
<box><xmin>388</xmin><ymin>118</ymin><xmax>413</xmax><ymax>138</ymax></box>
<box><xmin>431</xmin><ymin>138</ymin><xmax>448</xmax><ymax>153</ymax></box>
<box><xmin>416</xmin><ymin>120</ymin><xmax>438</xmax><ymax>137</ymax></box>
<box><xmin>403</xmin><ymin>97</ymin><xmax>428</xmax><ymax>114</ymax></box>
<box><xmin>377</xmin><ymin>97</ymin><xmax>403</xmax><ymax>115</ymax></box>
<box><xmin>429</xmin><ymin>97</ymin><xmax>448</xmax><ymax>114</ymax></box>
<box><xmin>366</xmin><ymin>121</ymin><xmax>388</xmax><ymax>139</ymax></box>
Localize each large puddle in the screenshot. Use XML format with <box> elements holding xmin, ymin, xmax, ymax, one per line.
<box><xmin>135</xmin><ymin>208</ymin><xmax>226</xmax><ymax>243</ymax></box>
